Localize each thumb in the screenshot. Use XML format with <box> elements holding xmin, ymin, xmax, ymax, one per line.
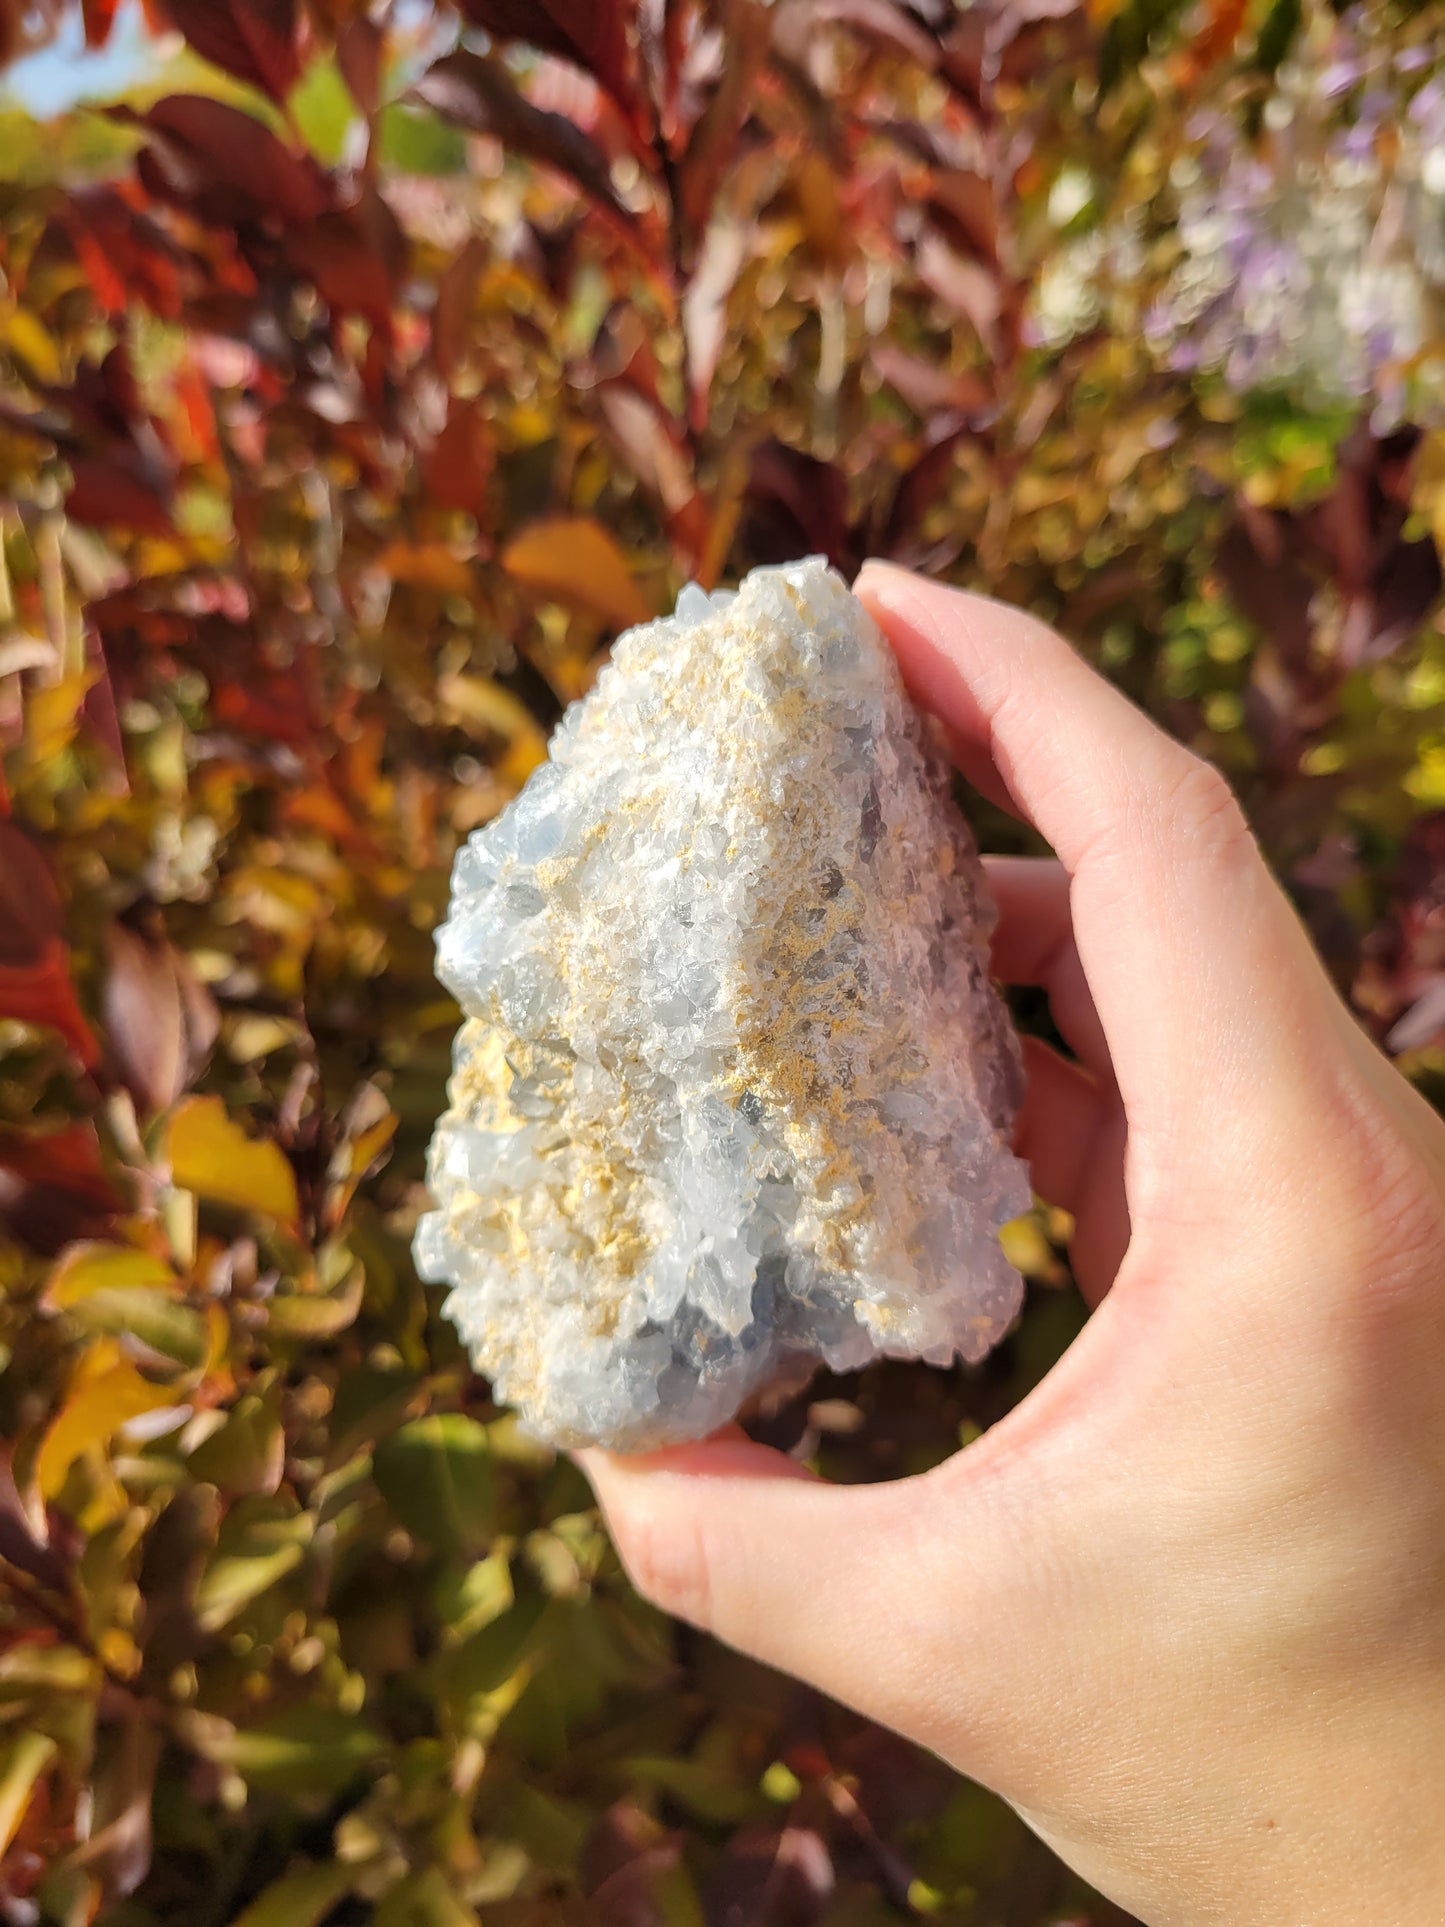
<box><xmin>576</xmin><ymin>1432</ymin><xmax>1023</xmax><ymax>1749</ymax></box>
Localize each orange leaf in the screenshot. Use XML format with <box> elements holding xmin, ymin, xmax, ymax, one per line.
<box><xmin>501</xmin><ymin>517</ymin><xmax>652</xmax><ymax>630</ymax></box>
<box><xmin>165</xmin><ymin>1097</ymin><xmax>300</xmax><ymax>1229</ymax></box>
<box><xmin>1184</xmin><ymin>0</ymin><xmax>1250</xmax><ymax>74</ymax></box>
<box><xmin>378</xmin><ymin>541</ymin><xmax>478</xmax><ymax>597</ymax></box>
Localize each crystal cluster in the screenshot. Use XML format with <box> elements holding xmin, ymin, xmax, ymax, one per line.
<box><xmin>414</xmin><ymin>559</ymin><xmax>1029</xmax><ymax>1450</ymax></box>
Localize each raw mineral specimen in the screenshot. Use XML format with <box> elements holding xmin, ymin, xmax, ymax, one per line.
<box><xmin>414</xmin><ymin>558</ymin><xmax>1030</xmax><ymax>1449</ymax></box>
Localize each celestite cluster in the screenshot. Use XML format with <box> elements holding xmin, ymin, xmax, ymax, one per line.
<box><xmin>414</xmin><ymin>559</ymin><xmax>1030</xmax><ymax>1449</ymax></box>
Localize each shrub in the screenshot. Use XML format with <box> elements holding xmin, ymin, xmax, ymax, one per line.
<box><xmin>0</xmin><ymin>3</ymin><xmax>1441</xmax><ymax>1922</ymax></box>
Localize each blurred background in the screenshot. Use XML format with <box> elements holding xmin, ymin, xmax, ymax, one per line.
<box><xmin>0</xmin><ymin>1</ymin><xmax>1442</xmax><ymax>1922</ymax></box>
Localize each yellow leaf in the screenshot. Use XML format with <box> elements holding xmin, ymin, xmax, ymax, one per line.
<box><xmin>36</xmin><ymin>1339</ymin><xmax>180</xmax><ymax>1499</ymax></box>
<box><xmin>999</xmin><ymin>1212</ymin><xmax>1065</xmax><ymax>1285</ymax></box>
<box><xmin>166</xmin><ymin>1097</ymin><xmax>300</xmax><ymax>1228</ymax></box>
<box><xmin>329</xmin><ymin>1108</ymin><xmax>398</xmax><ymax>1222</ymax></box>
<box><xmin>348</xmin><ymin>1112</ymin><xmax>398</xmax><ymax>1184</ymax></box>
<box><xmin>1</xmin><ymin>308</ymin><xmax>62</xmax><ymax>383</ymax></box>
<box><xmin>502</xmin><ymin>517</ymin><xmax>653</xmax><ymax>631</ymax></box>
<box><xmin>47</xmin><ymin>1243</ymin><xmax>177</xmax><ymax>1308</ymax></box>
<box><xmin>0</xmin><ymin>1732</ymin><xmax>57</xmax><ymax>1862</ymax></box>
<box><xmin>437</xmin><ymin>674</ymin><xmax>549</xmax><ymax>785</ymax></box>
<box><xmin>25</xmin><ymin>669</ymin><xmax>98</xmax><ymax>765</ymax></box>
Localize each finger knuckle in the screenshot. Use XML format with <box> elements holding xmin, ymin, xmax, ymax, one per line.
<box><xmin>1155</xmin><ymin>753</ymin><xmax>1253</xmax><ymax>861</ymax></box>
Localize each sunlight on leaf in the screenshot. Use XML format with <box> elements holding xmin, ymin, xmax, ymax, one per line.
<box><xmin>36</xmin><ymin>1339</ymin><xmax>181</xmax><ymax>1499</ymax></box>
<box><xmin>502</xmin><ymin>518</ymin><xmax>654</xmax><ymax>631</ymax></box>
<box><xmin>373</xmin><ymin>1413</ymin><xmax>497</xmax><ymax>1558</ymax></box>
<box><xmin>165</xmin><ymin>1096</ymin><xmax>301</xmax><ymax>1229</ymax></box>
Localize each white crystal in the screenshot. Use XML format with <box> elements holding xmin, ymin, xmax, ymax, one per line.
<box><xmin>415</xmin><ymin>558</ymin><xmax>1030</xmax><ymax>1449</ymax></box>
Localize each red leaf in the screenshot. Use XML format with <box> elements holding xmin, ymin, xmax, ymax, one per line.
<box><xmin>432</xmin><ymin>235</ymin><xmax>489</xmax><ymax>383</ymax></box>
<box><xmin>0</xmin><ymin>1124</ymin><xmax>121</xmax><ymax>1255</ymax></box>
<box><xmin>0</xmin><ymin>822</ymin><xmax>64</xmax><ymax>969</ymax></box>
<box><xmin>64</xmin><ymin>189</ymin><xmax>187</xmax><ymax>321</ymax></box>
<box><xmin>926</xmin><ymin>169</ymin><xmax>999</xmax><ymax>265</ymax></box>
<box><xmin>597</xmin><ymin>384</ymin><xmax>708</xmax><ymax>555</ymax></box>
<box><xmin>871</xmin><ymin>341</ymin><xmax>993</xmax><ymax>418</ymax></box>
<box><xmin>0</xmin><ymin>942</ymin><xmax>100</xmax><ymax>1070</ymax></box>
<box><xmin>414</xmin><ymin>49</ymin><xmax>629</xmax><ymax>221</ymax></box>
<box><xmin>0</xmin><ymin>816</ymin><xmax>100</xmax><ymax>1063</ymax></box>
<box><xmin>288</xmin><ymin>208</ymin><xmax>397</xmax><ymax>328</ymax></box>
<box><xmin>881</xmin><ymin>410</ymin><xmax>974</xmax><ymax>557</ymax></box>
<box><xmin>44</xmin><ymin>339</ymin><xmax>142</xmax><ymax>445</ymax></box>
<box><xmin>774</xmin><ymin>0</ymin><xmax>941</xmax><ymax>67</ymax></box>
<box><xmin>212</xmin><ymin>662</ymin><xmax>318</xmax><ymax>745</ymax></box>
<box><xmin>678</xmin><ymin>0</ymin><xmax>770</xmax><ymax>248</ymax></box>
<box><xmin>681</xmin><ymin>216</ymin><xmax>747</xmax><ymax>427</ymax></box>
<box><xmin>1217</xmin><ymin>510</ymin><xmax>1315</xmax><ymax>670</ymax></box>
<box><xmin>743</xmin><ymin>440</ymin><xmax>854</xmax><ymax>574</ymax></box>
<box><xmin>102</xmin><ymin>924</ymin><xmax>219</xmax><ymax>1117</ymax></box>
<box><xmin>706</xmin><ymin>1824</ymin><xmax>835</xmax><ymax>1926</ymax></box>
<box><xmin>455</xmin><ymin>0</ymin><xmax>640</xmax><ymax>124</ymax></box>
<box><xmin>916</xmin><ymin>230</ymin><xmax>1003</xmax><ymax>353</ymax></box>
<box><xmin>337</xmin><ymin>14</ymin><xmax>383</xmax><ymax>116</ymax></box>
<box><xmin>82</xmin><ymin>0</ymin><xmax>122</xmax><ymax>48</ymax></box>
<box><xmin>67</xmin><ymin>455</ymin><xmax>175</xmax><ymax>537</ymax></box>
<box><xmin>121</xmin><ymin>96</ymin><xmax>331</xmax><ymax>229</ymax></box>
<box><xmin>157</xmin><ymin>0</ymin><xmax>303</xmax><ymax>101</ymax></box>
<box><xmin>424</xmin><ymin>398</ymin><xmax>494</xmax><ymax>514</ymax></box>
<box><xmin>1180</xmin><ymin>0</ymin><xmax>1249</xmax><ymax>77</ymax></box>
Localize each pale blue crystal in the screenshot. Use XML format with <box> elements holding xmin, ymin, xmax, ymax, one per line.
<box><xmin>415</xmin><ymin>558</ymin><xmax>1030</xmax><ymax>1450</ymax></box>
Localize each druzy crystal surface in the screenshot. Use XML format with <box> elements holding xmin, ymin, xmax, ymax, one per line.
<box><xmin>414</xmin><ymin>559</ymin><xmax>1030</xmax><ymax>1449</ymax></box>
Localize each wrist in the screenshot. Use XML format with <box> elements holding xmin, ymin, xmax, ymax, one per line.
<box><xmin>1015</xmin><ymin>1693</ymin><xmax>1445</xmax><ymax>1927</ymax></box>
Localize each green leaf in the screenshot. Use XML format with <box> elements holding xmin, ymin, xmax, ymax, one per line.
<box><xmin>58</xmin><ymin>1285</ymin><xmax>207</xmax><ymax>1368</ymax></box>
<box><xmin>228</xmin><ymin>1859</ymin><xmax>356</xmax><ymax>1927</ymax></box>
<box><xmin>0</xmin><ymin>1645</ymin><xmax>96</xmax><ymax>1702</ymax></box>
<box><xmin>372</xmin><ymin>1414</ymin><xmax>495</xmax><ymax>1557</ymax></box>
<box><xmin>374</xmin><ymin>1868</ymin><xmax>478</xmax><ymax>1927</ymax></box>
<box><xmin>288</xmin><ymin>57</ymin><xmax>355</xmax><ymax>165</ymax></box>
<box><xmin>489</xmin><ymin>1782</ymin><xmax>591</xmax><ymax>1875</ymax></box>
<box><xmin>328</xmin><ymin>1361</ymin><xmax>421</xmax><ymax>1463</ymax></box>
<box><xmin>623</xmin><ymin>1754</ymin><xmax>763</xmax><ymax>1826</ymax></box>
<box><xmin>187</xmin><ymin>1394</ymin><xmax>285</xmax><ymax>1494</ymax></box>
<box><xmin>205</xmin><ymin>1707</ymin><xmax>383</xmax><ymax>1795</ymax></box>
<box><xmin>265</xmin><ymin>1265</ymin><xmax>363</xmax><ymax>1338</ymax></box>
<box><xmin>195</xmin><ymin>1508</ymin><xmax>313</xmax><ymax>1631</ymax></box>
<box><xmin>435</xmin><ymin>1547</ymin><xmax>514</xmax><ymax>1640</ymax></box>
<box><xmin>1254</xmin><ymin>0</ymin><xmax>1302</xmax><ymax>73</ymax></box>
<box><xmin>377</xmin><ymin>104</ymin><xmax>465</xmax><ymax>176</ymax></box>
<box><xmin>195</xmin><ymin>1542</ymin><xmax>305</xmax><ymax>1630</ymax></box>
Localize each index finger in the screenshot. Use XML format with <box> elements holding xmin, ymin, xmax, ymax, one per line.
<box><xmin>854</xmin><ymin>563</ymin><xmax>1345</xmax><ymax>1135</ymax></box>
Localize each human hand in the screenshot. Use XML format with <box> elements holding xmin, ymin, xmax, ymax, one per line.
<box><xmin>579</xmin><ymin>565</ymin><xmax>1445</xmax><ymax>1927</ymax></box>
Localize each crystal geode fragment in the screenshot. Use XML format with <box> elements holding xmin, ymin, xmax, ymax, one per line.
<box><xmin>415</xmin><ymin>559</ymin><xmax>1030</xmax><ymax>1449</ymax></box>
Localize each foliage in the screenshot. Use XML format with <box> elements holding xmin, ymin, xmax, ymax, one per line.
<box><xmin>0</xmin><ymin>1</ymin><xmax>1442</xmax><ymax>1923</ymax></box>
